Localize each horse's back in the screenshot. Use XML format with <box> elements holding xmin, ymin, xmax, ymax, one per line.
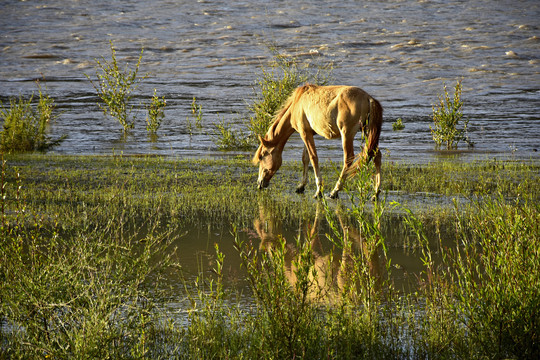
<box><xmin>295</xmin><ymin>85</ymin><xmax>371</xmax><ymax>139</ymax></box>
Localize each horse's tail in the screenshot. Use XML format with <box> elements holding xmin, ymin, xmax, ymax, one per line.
<box><xmin>351</xmin><ymin>96</ymin><xmax>383</xmax><ymax>169</ymax></box>
<box><xmin>365</xmin><ymin>96</ymin><xmax>382</xmax><ymax>160</ymax></box>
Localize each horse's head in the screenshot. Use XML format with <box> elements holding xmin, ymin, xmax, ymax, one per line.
<box><xmin>252</xmin><ymin>136</ymin><xmax>282</xmax><ymax>190</ymax></box>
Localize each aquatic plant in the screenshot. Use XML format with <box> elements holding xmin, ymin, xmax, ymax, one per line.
<box><xmin>392</xmin><ymin>117</ymin><xmax>405</xmax><ymax>131</ymax></box>
<box><xmin>87</xmin><ymin>41</ymin><xmax>146</xmax><ymax>133</ymax></box>
<box><xmin>430</xmin><ymin>79</ymin><xmax>471</xmax><ymax>149</ymax></box>
<box><xmin>213</xmin><ymin>117</ymin><xmax>252</xmax><ymax>150</ymax></box>
<box><xmin>212</xmin><ymin>46</ymin><xmax>333</xmax><ymax>149</ymax></box>
<box><xmin>0</xmin><ymin>82</ymin><xmax>65</xmax><ymax>153</ymax></box>
<box><xmin>191</xmin><ymin>96</ymin><xmax>204</xmax><ymax>131</ymax></box>
<box><xmin>184</xmin><ymin>97</ymin><xmax>206</xmax><ymax>138</ymax></box>
<box><xmin>145</xmin><ymin>88</ymin><xmax>166</xmax><ymax>135</ymax></box>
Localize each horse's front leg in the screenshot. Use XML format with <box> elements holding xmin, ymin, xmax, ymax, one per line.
<box><xmin>300</xmin><ymin>132</ymin><xmax>323</xmax><ymax>199</ymax></box>
<box><xmin>295</xmin><ymin>146</ymin><xmax>310</xmax><ymax>194</ymax></box>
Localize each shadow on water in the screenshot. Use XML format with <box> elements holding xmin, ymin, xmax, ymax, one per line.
<box><xmin>251</xmin><ymin>200</ymin><xmax>386</xmax><ymax>301</ymax></box>
<box><xmin>163</xmin><ymin>196</ymin><xmax>449</xmax><ymax>308</ymax></box>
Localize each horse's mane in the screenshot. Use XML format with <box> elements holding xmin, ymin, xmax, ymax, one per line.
<box><xmin>252</xmin><ymin>84</ymin><xmax>314</xmax><ymax>164</ymax></box>
<box><xmin>267</xmin><ymin>83</ymin><xmax>313</xmax><ymax>140</ymax></box>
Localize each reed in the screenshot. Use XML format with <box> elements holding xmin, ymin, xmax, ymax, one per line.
<box><xmin>145</xmin><ymin>89</ymin><xmax>166</xmax><ymax>135</ymax></box>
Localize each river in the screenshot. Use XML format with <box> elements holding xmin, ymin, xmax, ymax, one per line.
<box><xmin>1</xmin><ymin>0</ymin><xmax>539</xmax><ymax>162</ymax></box>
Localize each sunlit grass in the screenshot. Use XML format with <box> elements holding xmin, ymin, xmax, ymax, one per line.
<box><xmin>1</xmin><ymin>154</ymin><xmax>538</xmax><ymax>358</ymax></box>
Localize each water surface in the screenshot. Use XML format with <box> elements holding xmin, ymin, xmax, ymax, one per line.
<box><xmin>1</xmin><ymin>0</ymin><xmax>538</xmax><ymax>162</ymax></box>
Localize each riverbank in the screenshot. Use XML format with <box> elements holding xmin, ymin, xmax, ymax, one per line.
<box><xmin>1</xmin><ymin>154</ymin><xmax>538</xmax><ymax>358</ymax></box>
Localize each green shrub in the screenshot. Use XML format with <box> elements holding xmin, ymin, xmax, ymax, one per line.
<box><xmin>213</xmin><ymin>117</ymin><xmax>252</xmax><ymax>150</ymax></box>
<box><xmin>146</xmin><ymin>89</ymin><xmax>166</xmax><ymax>135</ymax></box>
<box><xmin>87</xmin><ymin>41</ymin><xmax>146</xmax><ymax>132</ymax></box>
<box><xmin>392</xmin><ymin>117</ymin><xmax>405</xmax><ymax>131</ymax></box>
<box><xmin>212</xmin><ymin>47</ymin><xmax>332</xmax><ymax>149</ymax></box>
<box><xmin>430</xmin><ymin>79</ymin><xmax>471</xmax><ymax>149</ymax></box>
<box><xmin>0</xmin><ymin>160</ymin><xmax>180</xmax><ymax>359</ymax></box>
<box><xmin>0</xmin><ymin>83</ymin><xmax>65</xmax><ymax>153</ymax></box>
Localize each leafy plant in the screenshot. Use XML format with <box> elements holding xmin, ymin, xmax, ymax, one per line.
<box><xmin>184</xmin><ymin>97</ymin><xmax>205</xmax><ymax>137</ymax></box>
<box><xmin>146</xmin><ymin>89</ymin><xmax>166</xmax><ymax>135</ymax></box>
<box><xmin>248</xmin><ymin>48</ymin><xmax>332</xmax><ymax>139</ymax></box>
<box><xmin>87</xmin><ymin>40</ymin><xmax>146</xmax><ymax>133</ymax></box>
<box><xmin>212</xmin><ymin>47</ymin><xmax>332</xmax><ymax>150</ymax></box>
<box><xmin>430</xmin><ymin>79</ymin><xmax>471</xmax><ymax>149</ymax></box>
<box><xmin>191</xmin><ymin>97</ymin><xmax>204</xmax><ymax>130</ymax></box>
<box><xmin>213</xmin><ymin>117</ymin><xmax>252</xmax><ymax>150</ymax></box>
<box><xmin>392</xmin><ymin>117</ymin><xmax>405</xmax><ymax>131</ymax></box>
<box><xmin>0</xmin><ymin>82</ymin><xmax>65</xmax><ymax>153</ymax></box>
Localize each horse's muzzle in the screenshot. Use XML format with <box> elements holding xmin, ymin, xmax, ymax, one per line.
<box><xmin>257</xmin><ymin>179</ymin><xmax>269</xmax><ymax>190</ymax></box>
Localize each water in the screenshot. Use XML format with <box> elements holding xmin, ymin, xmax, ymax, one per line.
<box><xmin>1</xmin><ymin>0</ymin><xmax>539</xmax><ymax>162</ymax></box>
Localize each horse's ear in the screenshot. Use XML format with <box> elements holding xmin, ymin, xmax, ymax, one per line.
<box><xmin>259</xmin><ymin>135</ymin><xmax>271</xmax><ymax>147</ymax></box>
<box><xmin>252</xmin><ymin>143</ymin><xmax>262</xmax><ymax>165</ymax></box>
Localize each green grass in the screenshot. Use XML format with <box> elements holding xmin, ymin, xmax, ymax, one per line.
<box><xmin>1</xmin><ymin>154</ymin><xmax>538</xmax><ymax>359</ymax></box>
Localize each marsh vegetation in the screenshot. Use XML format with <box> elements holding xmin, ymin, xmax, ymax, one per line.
<box><xmin>1</xmin><ymin>154</ymin><xmax>538</xmax><ymax>359</ymax></box>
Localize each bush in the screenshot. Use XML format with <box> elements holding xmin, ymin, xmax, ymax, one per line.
<box><xmin>0</xmin><ymin>83</ymin><xmax>65</xmax><ymax>153</ymax></box>
<box><xmin>213</xmin><ymin>47</ymin><xmax>332</xmax><ymax>149</ymax></box>
<box><xmin>146</xmin><ymin>89</ymin><xmax>166</xmax><ymax>135</ymax></box>
<box><xmin>392</xmin><ymin>118</ymin><xmax>405</xmax><ymax>131</ymax></box>
<box><xmin>0</xmin><ymin>160</ymin><xmax>180</xmax><ymax>358</ymax></box>
<box><xmin>430</xmin><ymin>79</ymin><xmax>471</xmax><ymax>149</ymax></box>
<box><xmin>87</xmin><ymin>41</ymin><xmax>146</xmax><ymax>133</ymax></box>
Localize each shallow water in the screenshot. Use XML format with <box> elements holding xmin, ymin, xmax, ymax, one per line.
<box><xmin>1</xmin><ymin>0</ymin><xmax>539</xmax><ymax>162</ymax></box>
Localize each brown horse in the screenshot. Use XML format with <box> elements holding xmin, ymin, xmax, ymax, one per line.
<box><xmin>253</xmin><ymin>84</ymin><xmax>383</xmax><ymax>199</ymax></box>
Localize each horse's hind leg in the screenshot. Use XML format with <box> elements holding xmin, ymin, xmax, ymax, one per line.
<box><xmin>296</xmin><ymin>146</ymin><xmax>309</xmax><ymax>194</ymax></box>
<box><xmin>372</xmin><ymin>150</ymin><xmax>382</xmax><ymax>200</ymax></box>
<box><xmin>329</xmin><ymin>133</ymin><xmax>355</xmax><ymax>199</ymax></box>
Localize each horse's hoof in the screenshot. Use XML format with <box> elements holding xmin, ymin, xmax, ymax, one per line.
<box><xmin>295</xmin><ymin>185</ymin><xmax>305</xmax><ymax>194</ymax></box>
<box><xmin>327</xmin><ymin>191</ymin><xmax>339</xmax><ymax>199</ymax></box>
<box><xmin>313</xmin><ymin>192</ymin><xmax>323</xmax><ymax>199</ymax></box>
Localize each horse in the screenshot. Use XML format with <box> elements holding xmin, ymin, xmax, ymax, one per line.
<box><xmin>252</xmin><ymin>84</ymin><xmax>383</xmax><ymax>199</ymax></box>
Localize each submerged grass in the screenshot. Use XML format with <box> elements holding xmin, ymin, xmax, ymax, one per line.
<box><xmin>1</xmin><ymin>154</ymin><xmax>539</xmax><ymax>359</ymax></box>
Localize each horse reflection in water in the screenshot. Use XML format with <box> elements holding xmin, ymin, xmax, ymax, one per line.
<box><xmin>252</xmin><ymin>201</ymin><xmax>384</xmax><ymax>302</ymax></box>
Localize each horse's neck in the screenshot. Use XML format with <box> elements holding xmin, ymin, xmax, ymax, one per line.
<box><xmin>266</xmin><ymin>113</ymin><xmax>295</xmax><ymax>147</ymax></box>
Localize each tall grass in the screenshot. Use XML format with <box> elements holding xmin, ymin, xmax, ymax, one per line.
<box><xmin>0</xmin><ymin>157</ymin><xmax>181</xmax><ymax>358</ymax></box>
<box><xmin>87</xmin><ymin>41</ymin><xmax>146</xmax><ymax>133</ymax></box>
<box><xmin>146</xmin><ymin>89</ymin><xmax>166</xmax><ymax>136</ymax></box>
